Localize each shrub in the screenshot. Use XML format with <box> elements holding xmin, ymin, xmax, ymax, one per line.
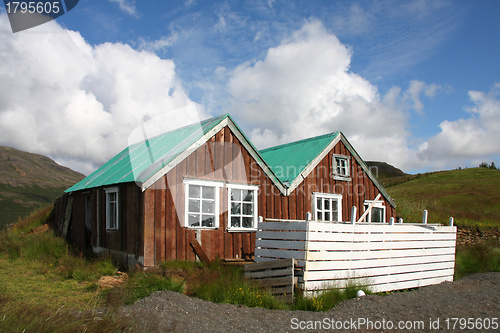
<box><xmin>455</xmin><ymin>240</ymin><xmax>500</xmax><ymax>279</ymax></box>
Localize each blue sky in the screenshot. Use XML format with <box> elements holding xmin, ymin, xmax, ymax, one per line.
<box><xmin>1</xmin><ymin>0</ymin><xmax>499</xmax><ymax>175</ymax></box>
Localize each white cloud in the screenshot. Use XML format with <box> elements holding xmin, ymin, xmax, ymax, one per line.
<box><xmin>109</xmin><ymin>0</ymin><xmax>138</xmax><ymax>17</ymax></box>
<box><xmin>227</xmin><ymin>20</ymin><xmax>414</xmax><ymax>170</ymax></box>
<box><xmin>404</xmin><ymin>80</ymin><xmax>446</xmax><ymax>114</ymax></box>
<box><xmin>0</xmin><ymin>14</ymin><xmax>203</xmax><ymax>175</ymax></box>
<box><xmin>417</xmin><ymin>83</ymin><xmax>500</xmax><ymax>167</ymax></box>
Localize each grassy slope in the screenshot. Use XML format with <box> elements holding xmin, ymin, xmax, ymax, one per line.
<box><xmin>386</xmin><ymin>167</ymin><xmax>500</xmax><ymax>228</ymax></box>
<box><xmin>0</xmin><ymin>146</ymin><xmax>84</xmax><ymax>228</ymax></box>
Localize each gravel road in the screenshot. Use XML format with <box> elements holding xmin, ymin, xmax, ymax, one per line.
<box><xmin>122</xmin><ymin>272</ymin><xmax>499</xmax><ymax>332</ymax></box>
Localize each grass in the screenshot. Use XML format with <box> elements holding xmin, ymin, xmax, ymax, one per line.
<box><xmin>454</xmin><ymin>239</ymin><xmax>500</xmax><ymax>280</ymax></box>
<box><xmin>293</xmin><ymin>281</ymin><xmax>371</xmax><ymax>312</ymax></box>
<box><xmin>386</xmin><ymin>167</ymin><xmax>500</xmax><ymax>229</ymax></box>
<box><xmin>0</xmin><ymin>206</ymin><xmax>132</xmax><ymax>332</ymax></box>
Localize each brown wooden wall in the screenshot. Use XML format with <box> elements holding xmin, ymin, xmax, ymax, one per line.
<box><xmin>66</xmin><ymin>182</ymin><xmax>143</xmax><ymax>260</ymax></box>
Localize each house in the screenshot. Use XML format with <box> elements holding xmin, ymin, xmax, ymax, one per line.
<box><xmin>55</xmin><ymin>114</ymin><xmax>396</xmax><ymax>268</ymax></box>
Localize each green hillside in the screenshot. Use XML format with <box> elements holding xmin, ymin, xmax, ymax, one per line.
<box><xmin>0</xmin><ymin>146</ymin><xmax>84</xmax><ymax>228</ymax></box>
<box><xmin>386</xmin><ymin>167</ymin><xmax>500</xmax><ymax>228</ymax></box>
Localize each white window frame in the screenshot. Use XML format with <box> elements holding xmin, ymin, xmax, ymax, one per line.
<box><xmin>363</xmin><ymin>200</ymin><xmax>386</xmax><ymax>223</ymax></box>
<box><xmin>105</xmin><ymin>187</ymin><xmax>119</xmax><ymax>231</ymax></box>
<box><xmin>184</xmin><ymin>179</ymin><xmax>223</xmax><ymax>229</ymax></box>
<box><xmin>332</xmin><ymin>154</ymin><xmax>351</xmax><ymax>181</ymax></box>
<box><xmin>313</xmin><ymin>192</ymin><xmax>342</xmax><ymax>222</ymax></box>
<box><xmin>227</xmin><ymin>183</ymin><xmax>259</xmax><ymax>232</ymax></box>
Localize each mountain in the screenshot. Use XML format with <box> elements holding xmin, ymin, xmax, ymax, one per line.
<box><xmin>0</xmin><ymin>146</ymin><xmax>84</xmax><ymax>228</ymax></box>
<box><xmin>365</xmin><ymin>161</ymin><xmax>410</xmax><ymax>187</ymax></box>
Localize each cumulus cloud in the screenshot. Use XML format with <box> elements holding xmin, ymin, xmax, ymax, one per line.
<box><xmin>0</xmin><ymin>14</ymin><xmax>203</xmax><ymax>174</ymax></box>
<box><xmin>227</xmin><ymin>20</ymin><xmax>415</xmax><ymax>170</ymax></box>
<box><xmin>417</xmin><ymin>83</ymin><xmax>500</xmax><ymax>167</ymax></box>
<box><xmin>109</xmin><ymin>0</ymin><xmax>138</xmax><ymax>17</ymax></box>
<box><xmin>404</xmin><ymin>80</ymin><xmax>445</xmax><ymax>114</ymax></box>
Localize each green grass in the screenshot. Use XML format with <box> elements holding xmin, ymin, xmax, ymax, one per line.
<box><xmin>387</xmin><ymin>167</ymin><xmax>500</xmax><ymax>228</ymax></box>
<box><xmin>293</xmin><ymin>281</ymin><xmax>371</xmax><ymax>311</ymax></box>
<box><xmin>454</xmin><ymin>239</ymin><xmax>500</xmax><ymax>280</ymax></box>
<box><xmin>0</xmin><ymin>206</ymin><xmax>132</xmax><ymax>332</ymax></box>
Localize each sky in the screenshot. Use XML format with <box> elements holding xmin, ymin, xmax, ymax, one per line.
<box><xmin>0</xmin><ymin>0</ymin><xmax>499</xmax><ymax>175</ymax></box>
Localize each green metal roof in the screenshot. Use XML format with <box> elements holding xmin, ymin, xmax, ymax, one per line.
<box><xmin>259</xmin><ymin>132</ymin><xmax>340</xmax><ymax>184</ymax></box>
<box><xmin>65</xmin><ymin>114</ymin><xmax>229</xmax><ymax>192</ymax></box>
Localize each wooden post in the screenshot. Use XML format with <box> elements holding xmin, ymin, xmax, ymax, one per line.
<box><xmin>350</xmin><ymin>206</ymin><xmax>357</xmax><ymax>224</ymax></box>
<box><xmin>258</xmin><ymin>216</ymin><xmax>263</xmax><ymax>224</ymax></box>
<box><xmin>306</xmin><ymin>212</ymin><xmax>312</xmax><ymax>222</ymax></box>
<box><xmin>449</xmin><ymin>217</ymin><xmax>454</xmax><ymax>226</ymax></box>
<box><xmin>398</xmin><ymin>218</ymin><xmax>403</xmax><ymax>224</ymax></box>
<box><xmin>422</xmin><ymin>210</ymin><xmax>428</xmax><ymax>224</ymax></box>
<box><xmin>389</xmin><ymin>217</ymin><xmax>394</xmax><ymax>225</ymax></box>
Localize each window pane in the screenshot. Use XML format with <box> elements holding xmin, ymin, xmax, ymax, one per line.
<box><xmin>202</xmin><ymin>201</ymin><xmax>214</xmax><ymax>214</ymax></box>
<box><xmin>325</xmin><ymin>212</ymin><xmax>330</xmax><ymax>221</ymax></box>
<box><xmin>372</xmin><ymin>207</ymin><xmax>383</xmax><ymax>222</ymax></box>
<box><xmin>242</xmin><ymin>217</ymin><xmax>253</xmax><ymax>228</ymax></box>
<box><xmin>324</xmin><ymin>199</ymin><xmax>330</xmax><ymax>210</ymax></box>
<box><xmin>317</xmin><ymin>211</ymin><xmax>322</xmax><ymax>220</ymax></box>
<box><xmin>189</xmin><ymin>185</ymin><xmax>200</xmax><ymax>198</ymax></box>
<box><xmin>188</xmin><ymin>214</ymin><xmax>199</xmax><ymax>227</ymax></box>
<box><xmin>331</xmin><ymin>200</ymin><xmax>337</xmax><ymax>212</ymax></box>
<box><xmin>188</xmin><ymin>200</ymin><xmax>200</xmax><ymax>213</ymax></box>
<box><xmin>243</xmin><ymin>190</ymin><xmax>253</xmax><ymax>202</ymax></box>
<box><xmin>201</xmin><ymin>215</ymin><xmax>213</xmax><ymax>227</ymax></box>
<box><xmin>317</xmin><ymin>198</ymin><xmax>322</xmax><ymax>210</ymax></box>
<box><xmin>242</xmin><ymin>203</ymin><xmax>253</xmax><ymax>215</ymax></box>
<box><xmin>231</xmin><ymin>216</ymin><xmax>240</xmax><ymax>228</ymax></box>
<box><xmin>232</xmin><ymin>189</ymin><xmax>242</xmax><ymax>201</ymax></box>
<box><xmin>231</xmin><ymin>202</ymin><xmax>241</xmax><ymax>215</ymax></box>
<box><xmin>202</xmin><ymin>186</ymin><xmax>215</xmax><ymax>199</ymax></box>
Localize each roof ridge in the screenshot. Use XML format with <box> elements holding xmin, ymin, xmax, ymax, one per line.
<box><xmin>131</xmin><ymin>113</ymin><xmax>228</xmax><ymax>145</ymax></box>
<box><xmin>260</xmin><ymin>131</ymin><xmax>339</xmax><ymax>153</ymax></box>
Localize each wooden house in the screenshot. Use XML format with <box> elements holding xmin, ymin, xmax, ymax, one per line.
<box><xmin>55</xmin><ymin>114</ymin><xmax>396</xmax><ymax>268</ymax></box>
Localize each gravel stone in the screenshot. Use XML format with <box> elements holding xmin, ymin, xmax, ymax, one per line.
<box><xmin>121</xmin><ymin>272</ymin><xmax>499</xmax><ymax>332</ymax></box>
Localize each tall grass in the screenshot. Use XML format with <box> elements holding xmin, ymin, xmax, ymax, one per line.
<box><xmin>294</xmin><ymin>281</ymin><xmax>371</xmax><ymax>311</ymax></box>
<box><xmin>454</xmin><ymin>240</ymin><xmax>500</xmax><ymax>280</ymax></box>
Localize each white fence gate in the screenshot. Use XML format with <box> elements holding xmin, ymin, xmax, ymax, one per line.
<box><xmin>255</xmin><ymin>218</ymin><xmax>457</xmax><ymax>293</ymax></box>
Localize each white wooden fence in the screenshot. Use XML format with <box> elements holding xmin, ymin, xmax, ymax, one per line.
<box><xmin>255</xmin><ymin>218</ymin><xmax>457</xmax><ymax>293</ymax></box>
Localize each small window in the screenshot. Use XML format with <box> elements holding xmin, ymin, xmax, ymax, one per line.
<box><xmin>313</xmin><ymin>193</ymin><xmax>342</xmax><ymax>222</ymax></box>
<box><xmin>332</xmin><ymin>154</ymin><xmax>351</xmax><ymax>180</ymax></box>
<box><xmin>228</xmin><ymin>184</ymin><xmax>258</xmax><ymax>231</ymax></box>
<box><xmin>364</xmin><ymin>201</ymin><xmax>386</xmax><ymax>223</ymax></box>
<box><xmin>105</xmin><ymin>187</ymin><xmax>119</xmax><ymax>230</ymax></box>
<box><xmin>184</xmin><ymin>180</ymin><xmax>222</xmax><ymax>229</ymax></box>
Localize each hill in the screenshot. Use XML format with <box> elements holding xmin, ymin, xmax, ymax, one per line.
<box><xmin>386</xmin><ymin>167</ymin><xmax>500</xmax><ymax>228</ymax></box>
<box><xmin>365</xmin><ymin>161</ymin><xmax>412</xmax><ymax>187</ymax></box>
<box><xmin>0</xmin><ymin>146</ymin><xmax>84</xmax><ymax>228</ymax></box>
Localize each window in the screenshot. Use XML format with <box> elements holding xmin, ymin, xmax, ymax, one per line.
<box><xmin>184</xmin><ymin>180</ymin><xmax>222</xmax><ymax>228</ymax></box>
<box><xmin>313</xmin><ymin>193</ymin><xmax>342</xmax><ymax>222</ymax></box>
<box><xmin>364</xmin><ymin>201</ymin><xmax>386</xmax><ymax>223</ymax></box>
<box><xmin>227</xmin><ymin>184</ymin><xmax>258</xmax><ymax>231</ymax></box>
<box><xmin>332</xmin><ymin>154</ymin><xmax>351</xmax><ymax>180</ymax></box>
<box><xmin>105</xmin><ymin>187</ymin><xmax>119</xmax><ymax>230</ymax></box>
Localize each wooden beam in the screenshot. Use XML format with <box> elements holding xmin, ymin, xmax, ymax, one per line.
<box><xmin>357</xmin><ymin>193</ymin><xmax>382</xmax><ymax>223</ymax></box>
<box><xmin>190</xmin><ymin>239</ymin><xmax>211</xmax><ymax>264</ymax></box>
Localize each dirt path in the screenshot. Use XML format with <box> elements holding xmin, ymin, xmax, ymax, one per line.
<box><xmin>122</xmin><ymin>272</ymin><xmax>499</xmax><ymax>332</ymax></box>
